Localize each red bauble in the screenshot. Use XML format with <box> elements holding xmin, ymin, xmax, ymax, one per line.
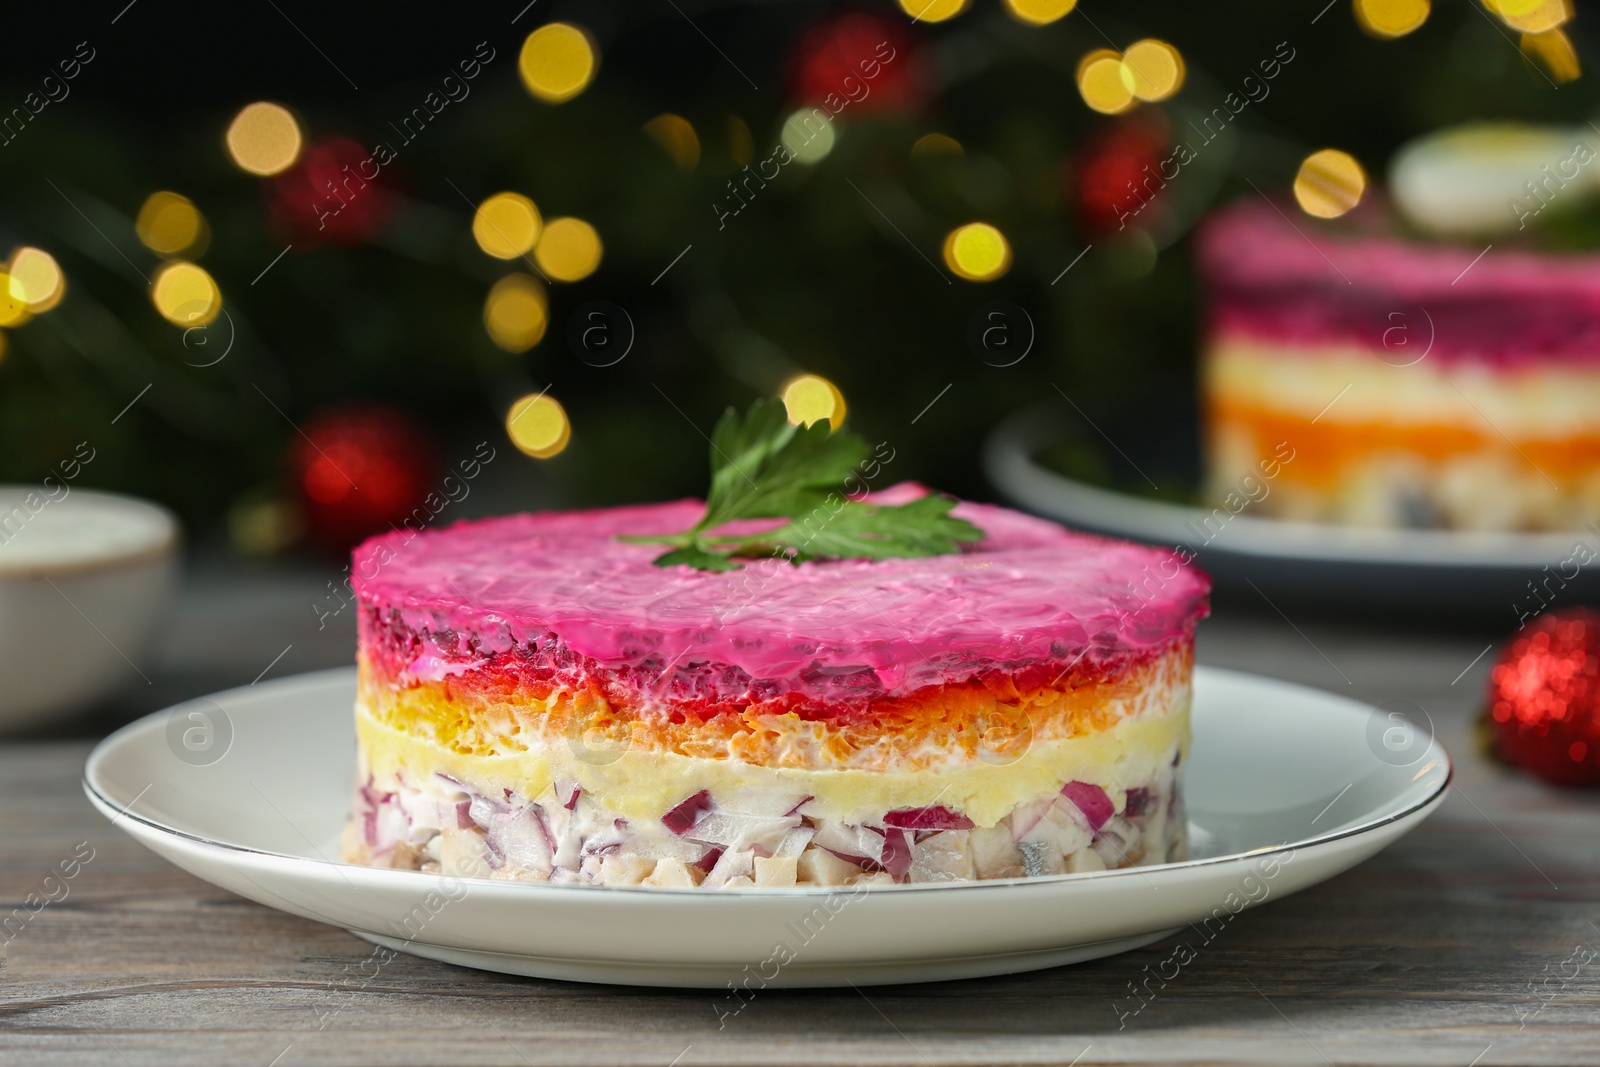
<box><xmin>270</xmin><ymin>136</ymin><xmax>391</xmax><ymax>246</ymax></box>
<box><xmin>1486</xmin><ymin>608</ymin><xmax>1600</xmax><ymax>787</ymax></box>
<box><xmin>789</xmin><ymin>12</ymin><xmax>922</xmax><ymax>114</ymax></box>
<box><xmin>1073</xmin><ymin>115</ymin><xmax>1170</xmax><ymax>238</ymax></box>
<box><xmin>288</xmin><ymin>405</ymin><xmax>439</xmax><ymax>554</ymax></box>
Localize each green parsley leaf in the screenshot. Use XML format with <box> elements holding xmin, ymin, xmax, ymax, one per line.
<box><xmin>622</xmin><ymin>399</ymin><xmax>985</xmax><ymax>570</ymax></box>
<box><xmin>699</xmin><ymin>399</ymin><xmax>868</xmax><ymax>530</ymax></box>
<box><xmin>650</xmin><ymin>543</ymin><xmax>744</xmax><ymax>572</ymax></box>
<box><xmin>750</xmin><ymin>493</ymin><xmax>985</xmax><ymax>563</ymax></box>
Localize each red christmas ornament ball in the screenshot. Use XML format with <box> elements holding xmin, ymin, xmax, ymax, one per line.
<box><xmin>789</xmin><ymin>12</ymin><xmax>922</xmax><ymax>114</ymax></box>
<box><xmin>270</xmin><ymin>136</ymin><xmax>391</xmax><ymax>246</ymax></box>
<box><xmin>288</xmin><ymin>405</ymin><xmax>439</xmax><ymax>554</ymax></box>
<box><xmin>1486</xmin><ymin>608</ymin><xmax>1600</xmax><ymax>787</ymax></box>
<box><xmin>1074</xmin><ymin>115</ymin><xmax>1170</xmax><ymax>238</ymax></box>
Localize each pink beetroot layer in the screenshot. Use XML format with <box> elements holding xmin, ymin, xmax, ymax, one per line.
<box><xmin>351</xmin><ymin>487</ymin><xmax>1209</xmax><ymax>716</ymax></box>
<box><xmin>1198</xmin><ymin>198</ymin><xmax>1600</xmax><ymax>369</ymax></box>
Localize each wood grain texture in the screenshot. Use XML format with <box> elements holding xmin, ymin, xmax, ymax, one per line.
<box><xmin>3</xmin><ymin>600</ymin><xmax>1600</xmax><ymax>1066</ymax></box>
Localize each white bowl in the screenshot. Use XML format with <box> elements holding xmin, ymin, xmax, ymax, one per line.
<box><xmin>0</xmin><ymin>485</ymin><xmax>178</xmax><ymax>730</ymax></box>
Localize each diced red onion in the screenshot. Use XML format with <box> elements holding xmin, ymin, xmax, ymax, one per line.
<box><xmin>878</xmin><ymin>828</ymin><xmax>913</xmax><ymax>882</ymax></box>
<box><xmin>494</xmin><ymin>805</ymin><xmax>554</xmax><ymax>871</ymax></box>
<box><xmin>358</xmin><ymin>777</ymin><xmax>393</xmax><ymax>811</ymax></box>
<box><xmin>454</xmin><ymin>800</ymin><xmax>474</xmax><ymax>829</ymax></box>
<box><xmin>883</xmin><ymin>805</ymin><xmax>974</xmax><ymax>831</ymax></box>
<box><xmin>691</xmin><ymin>846</ymin><xmax>724</xmax><ymax>873</ymax></box>
<box><xmin>1060</xmin><ymin>781</ymin><xmax>1114</xmax><ymax>831</ymax></box>
<box><xmin>820</xmin><ymin>847</ymin><xmax>879</xmax><ymax>870</ymax></box>
<box><xmin>661</xmin><ymin>790</ymin><xmax>714</xmax><ymax>835</ymax></box>
<box><xmin>701</xmin><ymin>847</ymin><xmax>754</xmax><ymax>888</ymax></box>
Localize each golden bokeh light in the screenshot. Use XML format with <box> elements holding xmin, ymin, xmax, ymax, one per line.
<box><xmin>533</xmin><ymin>217</ymin><xmax>603</xmax><ymax>282</ymax></box>
<box><xmin>782</xmin><ymin>109</ymin><xmax>836</xmax><ymax>164</ymax></box>
<box><xmin>150</xmin><ymin>262</ymin><xmax>222</xmax><ymax>326</ymax></box>
<box><xmin>519</xmin><ymin>23</ymin><xmax>597</xmax><ymax>103</ymax></box>
<box><xmin>472</xmin><ymin>192</ymin><xmax>543</xmax><ymax>260</ymax></box>
<box><xmin>484</xmin><ymin>274</ymin><xmax>549</xmax><ymax>352</ymax></box>
<box><xmin>911</xmin><ymin>132</ymin><xmax>964</xmax><ymax>159</ymax></box>
<box><xmin>0</xmin><ymin>275</ymin><xmax>32</xmax><ymax>327</ymax></box>
<box><xmin>781</xmin><ymin>374</ymin><xmax>847</xmax><ymax>430</ymax></box>
<box><xmin>1002</xmin><ymin>0</ymin><xmax>1077</xmax><ymax>26</ymax></box>
<box><xmin>506</xmin><ymin>393</ymin><xmax>571</xmax><ymax>458</ymax></box>
<box><xmin>136</xmin><ymin>191</ymin><xmax>210</xmax><ymax>257</ymax></box>
<box><xmin>1120</xmin><ymin>40</ymin><xmax>1185</xmax><ymax>101</ymax></box>
<box><xmin>1521</xmin><ymin>27</ymin><xmax>1582</xmax><ymax>82</ymax></box>
<box><xmin>897</xmin><ymin>0</ymin><xmax>968</xmax><ymax>22</ymax></box>
<box><xmin>1487</xmin><ymin>0</ymin><xmax>1570</xmax><ymax>34</ymax></box>
<box><xmin>644</xmin><ymin>113</ymin><xmax>701</xmax><ymax>171</ymax></box>
<box><xmin>225</xmin><ymin>102</ymin><xmax>302</xmax><ymax>176</ymax></box>
<box><xmin>1077</xmin><ymin>50</ymin><xmax>1135</xmax><ymax>115</ymax></box>
<box><xmin>1294</xmin><ymin>149</ymin><xmax>1367</xmax><ymax>218</ymax></box>
<box><xmin>8</xmin><ymin>248</ymin><xmax>64</xmax><ymax>313</ymax></box>
<box><xmin>942</xmin><ymin>223</ymin><xmax>1012</xmax><ymax>282</ymax></box>
<box><xmin>1354</xmin><ymin>0</ymin><xmax>1431</xmax><ymax>38</ymax></box>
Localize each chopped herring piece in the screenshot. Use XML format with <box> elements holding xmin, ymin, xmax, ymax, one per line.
<box><xmin>908</xmin><ymin>830</ymin><xmax>976</xmax><ymax>883</ymax></box>
<box><xmin>1020</xmin><ymin>840</ymin><xmax>1067</xmax><ymax>878</ymax></box>
<box><xmin>810</xmin><ymin>819</ymin><xmax>886</xmax><ymax>868</ymax></box>
<box><xmin>1019</xmin><ymin>802</ymin><xmax>1093</xmax><ymax>857</ymax></box>
<box><xmin>969</xmin><ymin>824</ymin><xmax>1025</xmax><ymax>880</ymax></box>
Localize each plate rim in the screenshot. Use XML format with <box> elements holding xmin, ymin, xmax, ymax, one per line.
<box><xmin>84</xmin><ymin>664</ymin><xmax>1453</xmax><ymax>899</ymax></box>
<box><xmin>984</xmin><ymin>402</ymin><xmax>1588</xmax><ymax>569</ymax></box>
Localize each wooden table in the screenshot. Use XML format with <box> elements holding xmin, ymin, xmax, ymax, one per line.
<box><xmin>2</xmin><ymin>564</ymin><xmax>1598</xmax><ymax>1065</ymax></box>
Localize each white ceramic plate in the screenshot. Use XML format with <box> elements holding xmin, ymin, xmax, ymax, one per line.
<box><xmin>985</xmin><ymin>405</ymin><xmax>1594</xmax><ymax>611</ymax></box>
<box><xmin>85</xmin><ymin>666</ymin><xmax>1449</xmax><ymax>989</ymax></box>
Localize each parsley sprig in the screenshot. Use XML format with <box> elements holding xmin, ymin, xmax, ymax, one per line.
<box><xmin>620</xmin><ymin>399</ymin><xmax>984</xmax><ymax>571</ymax></box>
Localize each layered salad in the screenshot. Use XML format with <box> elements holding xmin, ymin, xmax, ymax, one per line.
<box><xmin>342</xmin><ymin>491</ymin><xmax>1209</xmax><ymax>889</ymax></box>
<box><xmin>1198</xmin><ymin>198</ymin><xmax>1600</xmax><ymax>531</ymax></box>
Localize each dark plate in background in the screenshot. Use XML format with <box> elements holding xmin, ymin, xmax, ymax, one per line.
<box><xmin>984</xmin><ymin>401</ymin><xmax>1600</xmax><ymax>621</ymax></box>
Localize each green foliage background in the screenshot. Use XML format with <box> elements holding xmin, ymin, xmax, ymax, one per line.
<box><xmin>0</xmin><ymin>0</ymin><xmax>1593</xmax><ymax>539</ymax></box>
